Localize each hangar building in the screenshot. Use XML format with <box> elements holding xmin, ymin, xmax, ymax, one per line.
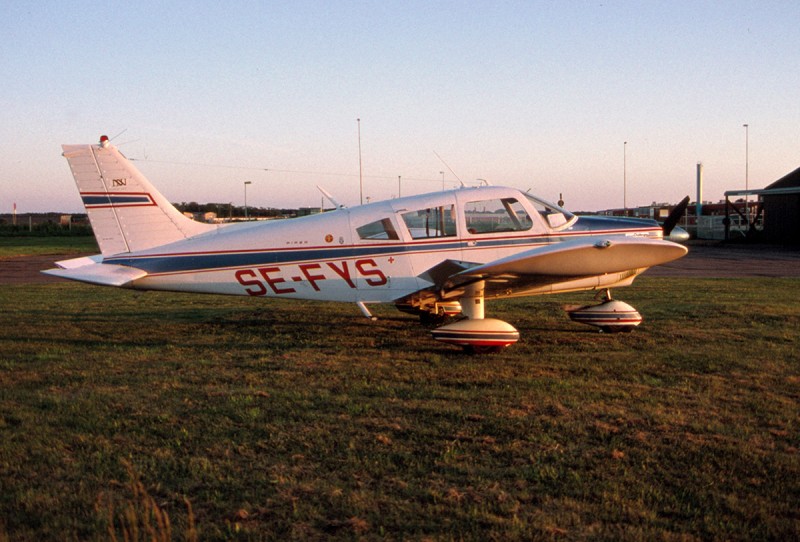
<box><xmin>725</xmin><ymin>167</ymin><xmax>800</xmax><ymax>244</ymax></box>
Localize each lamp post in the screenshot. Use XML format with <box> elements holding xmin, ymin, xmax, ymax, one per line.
<box><xmin>743</xmin><ymin>123</ymin><xmax>749</xmax><ymax>225</ymax></box>
<box><xmin>357</xmin><ymin>118</ymin><xmax>363</xmax><ymax>205</ymax></box>
<box><xmin>244</xmin><ymin>181</ymin><xmax>252</xmax><ymax>220</ymax></box>
<box><xmin>440</xmin><ymin>171</ymin><xmax>445</xmax><ymax>191</ymax></box>
<box><xmin>398</xmin><ymin>175</ymin><xmax>401</xmax><ymax>198</ymax></box>
<box><xmin>623</xmin><ymin>141</ymin><xmax>628</xmax><ymax>215</ymax></box>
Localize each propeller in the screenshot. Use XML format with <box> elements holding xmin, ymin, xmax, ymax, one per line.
<box><xmin>662</xmin><ymin>196</ymin><xmax>690</xmax><ymax>236</ymax></box>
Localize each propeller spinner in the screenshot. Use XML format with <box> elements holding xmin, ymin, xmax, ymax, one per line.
<box><xmin>662</xmin><ymin>196</ymin><xmax>691</xmax><ymax>242</ymax></box>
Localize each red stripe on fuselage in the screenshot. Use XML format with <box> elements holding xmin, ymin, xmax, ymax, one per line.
<box><xmin>118</xmin><ymin>227</ymin><xmax>662</xmax><ymax>278</ymax></box>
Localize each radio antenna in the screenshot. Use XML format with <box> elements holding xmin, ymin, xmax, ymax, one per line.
<box><xmin>433</xmin><ymin>151</ymin><xmax>464</xmax><ymax>187</ymax></box>
<box><xmin>109</xmin><ymin>129</ymin><xmax>128</xmax><ymax>141</ymax></box>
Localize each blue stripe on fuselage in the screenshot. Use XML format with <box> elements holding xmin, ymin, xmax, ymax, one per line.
<box><xmin>105</xmin><ymin>219</ymin><xmax>660</xmax><ymax>276</ymax></box>
<box><xmin>105</xmin><ymin>240</ymin><xmax>465</xmax><ymax>275</ymax></box>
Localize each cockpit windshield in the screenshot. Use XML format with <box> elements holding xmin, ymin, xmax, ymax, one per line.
<box><xmin>523</xmin><ymin>193</ymin><xmax>576</xmax><ymax>230</ymax></box>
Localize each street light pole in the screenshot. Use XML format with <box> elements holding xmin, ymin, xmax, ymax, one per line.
<box><xmin>244</xmin><ymin>181</ymin><xmax>252</xmax><ymax>220</ymax></box>
<box><xmin>357</xmin><ymin>118</ymin><xmax>363</xmax><ymax>205</ymax></box>
<box><xmin>623</xmin><ymin>141</ymin><xmax>628</xmax><ymax>215</ymax></box>
<box><xmin>743</xmin><ymin>123</ymin><xmax>749</xmax><ymax>225</ymax></box>
<box><xmin>440</xmin><ymin>171</ymin><xmax>445</xmax><ymax>191</ymax></box>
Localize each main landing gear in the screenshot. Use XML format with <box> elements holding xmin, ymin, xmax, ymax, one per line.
<box><xmin>566</xmin><ymin>289</ymin><xmax>642</xmax><ymax>333</ymax></box>
<box><xmin>423</xmin><ymin>286</ymin><xmax>641</xmax><ymax>353</ymax></box>
<box><xmin>429</xmin><ymin>281</ymin><xmax>520</xmax><ymax>354</ymax></box>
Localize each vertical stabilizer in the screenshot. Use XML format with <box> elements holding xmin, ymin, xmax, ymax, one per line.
<box><xmin>62</xmin><ymin>136</ymin><xmax>216</xmax><ymax>256</ymax></box>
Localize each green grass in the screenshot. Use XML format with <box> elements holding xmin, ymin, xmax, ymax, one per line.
<box><xmin>0</xmin><ymin>278</ymin><xmax>798</xmax><ymax>540</ymax></box>
<box><xmin>0</xmin><ymin>236</ymin><xmax>99</xmax><ymax>257</ymax></box>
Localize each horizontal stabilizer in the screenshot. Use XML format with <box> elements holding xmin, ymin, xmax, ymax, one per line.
<box><xmin>49</xmin><ymin>254</ymin><xmax>104</xmax><ymax>269</ymax></box>
<box><xmin>42</xmin><ymin>261</ymin><xmax>147</xmax><ymax>287</ymax></box>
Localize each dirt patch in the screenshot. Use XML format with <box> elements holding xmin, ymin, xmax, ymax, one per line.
<box><xmin>645</xmin><ymin>243</ymin><xmax>800</xmax><ymax>278</ymax></box>
<box><xmin>0</xmin><ymin>254</ymin><xmax>91</xmax><ymax>285</ymax></box>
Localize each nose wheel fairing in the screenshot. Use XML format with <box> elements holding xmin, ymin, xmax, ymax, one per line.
<box><xmin>567</xmin><ymin>298</ymin><xmax>642</xmax><ymax>333</ymax></box>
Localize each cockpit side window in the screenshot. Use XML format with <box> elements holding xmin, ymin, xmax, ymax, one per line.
<box><xmin>356</xmin><ymin>217</ymin><xmax>400</xmax><ymax>241</ymax></box>
<box><xmin>464</xmin><ymin>198</ymin><xmax>532</xmax><ymax>234</ymax></box>
<box><xmin>401</xmin><ymin>205</ymin><xmax>457</xmax><ymax>239</ymax></box>
<box><xmin>523</xmin><ymin>193</ymin><xmax>575</xmax><ymax>230</ymax></box>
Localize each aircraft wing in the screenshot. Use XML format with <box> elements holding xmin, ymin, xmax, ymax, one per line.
<box><xmin>459</xmin><ymin>237</ymin><xmax>687</xmax><ymax>279</ymax></box>
<box><xmin>43</xmin><ymin>256</ymin><xmax>147</xmax><ymax>287</ymax></box>
<box><xmin>411</xmin><ymin>237</ymin><xmax>688</xmax><ymax>300</ymax></box>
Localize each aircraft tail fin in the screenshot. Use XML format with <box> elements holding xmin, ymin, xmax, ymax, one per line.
<box><xmin>61</xmin><ymin>136</ymin><xmax>216</xmax><ymax>257</ymax></box>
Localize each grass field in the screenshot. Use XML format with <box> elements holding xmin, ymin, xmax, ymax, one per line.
<box><xmin>0</xmin><ymin>236</ymin><xmax>98</xmax><ymax>258</ymax></box>
<box><xmin>1</xmin><ymin>273</ymin><xmax>798</xmax><ymax>540</ymax></box>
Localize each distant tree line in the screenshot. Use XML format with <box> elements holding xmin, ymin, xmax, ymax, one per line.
<box><xmin>0</xmin><ymin>202</ymin><xmax>320</xmax><ymax>237</ymax></box>
<box><xmin>0</xmin><ymin>220</ymin><xmax>93</xmax><ymax>237</ymax></box>
<box><xmin>174</xmin><ymin>202</ymin><xmax>315</xmax><ymax>219</ymax></box>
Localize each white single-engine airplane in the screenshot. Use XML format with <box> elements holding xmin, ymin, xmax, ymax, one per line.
<box><xmin>45</xmin><ymin>136</ymin><xmax>689</xmax><ymax>353</ymax></box>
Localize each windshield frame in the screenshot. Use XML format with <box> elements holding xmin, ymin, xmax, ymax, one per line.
<box><xmin>522</xmin><ymin>193</ymin><xmax>577</xmax><ymax>230</ymax></box>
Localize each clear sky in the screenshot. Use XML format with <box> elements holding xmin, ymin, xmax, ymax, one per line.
<box><xmin>2</xmin><ymin>1</ymin><xmax>799</xmax><ymax>213</ymax></box>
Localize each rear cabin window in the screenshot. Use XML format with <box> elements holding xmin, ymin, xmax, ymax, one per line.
<box><xmin>464</xmin><ymin>198</ymin><xmax>532</xmax><ymax>234</ymax></box>
<box><xmin>401</xmin><ymin>205</ymin><xmax>457</xmax><ymax>239</ymax></box>
<box><xmin>356</xmin><ymin>218</ymin><xmax>400</xmax><ymax>241</ymax></box>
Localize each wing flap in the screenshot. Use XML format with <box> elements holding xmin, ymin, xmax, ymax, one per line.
<box><xmin>417</xmin><ymin>259</ymin><xmax>480</xmax><ymax>285</ymax></box>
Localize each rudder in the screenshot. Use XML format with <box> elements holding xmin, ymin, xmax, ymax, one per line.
<box><xmin>62</xmin><ymin>136</ymin><xmax>216</xmax><ymax>256</ymax></box>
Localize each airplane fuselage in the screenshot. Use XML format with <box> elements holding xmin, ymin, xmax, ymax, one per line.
<box><xmin>100</xmin><ymin>186</ymin><xmax>666</xmax><ymax>304</ymax></box>
<box><xmin>47</xmin><ymin>138</ymin><xmax>688</xmax><ymax>350</ymax></box>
